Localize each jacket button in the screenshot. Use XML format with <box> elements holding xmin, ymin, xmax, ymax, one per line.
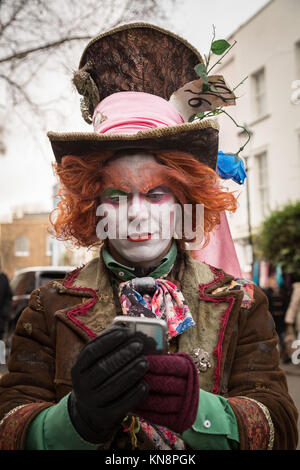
<box><xmin>118</xmin><ymin>271</ymin><xmax>124</xmax><ymax>277</ymax></box>
<box><xmin>204</xmin><ymin>419</ymin><xmax>211</xmax><ymax>428</ymax></box>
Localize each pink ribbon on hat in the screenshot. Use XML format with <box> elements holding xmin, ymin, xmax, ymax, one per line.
<box><xmin>92</xmin><ymin>91</ymin><xmax>185</xmax><ymax>135</ymax></box>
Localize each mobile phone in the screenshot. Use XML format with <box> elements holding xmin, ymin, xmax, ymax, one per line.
<box><xmin>112</xmin><ymin>316</ymin><xmax>168</xmax><ymax>355</ymax></box>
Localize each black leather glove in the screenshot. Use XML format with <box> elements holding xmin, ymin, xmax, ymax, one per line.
<box><xmin>68</xmin><ymin>325</ymin><xmax>149</xmax><ymax>444</ymax></box>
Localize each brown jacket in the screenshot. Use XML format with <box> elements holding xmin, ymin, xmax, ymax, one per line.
<box><xmin>0</xmin><ymin>252</ymin><xmax>298</xmax><ymax>450</ymax></box>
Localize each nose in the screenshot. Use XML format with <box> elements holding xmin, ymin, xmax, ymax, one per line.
<box><xmin>127</xmin><ymin>193</ymin><xmax>149</xmax><ymax>222</ymax></box>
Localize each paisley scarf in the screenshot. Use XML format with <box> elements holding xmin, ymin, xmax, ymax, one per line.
<box><xmin>118</xmin><ymin>277</ymin><xmax>195</xmax><ymax>339</ymax></box>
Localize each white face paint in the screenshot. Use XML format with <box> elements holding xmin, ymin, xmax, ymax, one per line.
<box><xmin>98</xmin><ymin>153</ymin><xmax>177</xmax><ymax>265</ymax></box>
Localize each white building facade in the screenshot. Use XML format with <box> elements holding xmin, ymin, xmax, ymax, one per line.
<box><xmin>215</xmin><ymin>0</ymin><xmax>300</xmax><ymax>275</ymax></box>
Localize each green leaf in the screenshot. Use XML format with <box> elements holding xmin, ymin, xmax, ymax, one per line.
<box><xmin>209</xmin><ymin>85</ymin><xmax>219</xmax><ymax>92</ymax></box>
<box><xmin>194</xmin><ymin>63</ymin><xmax>207</xmax><ymax>75</ymax></box>
<box><xmin>211</xmin><ymin>39</ymin><xmax>231</xmax><ymax>55</ymax></box>
<box><xmin>196</xmin><ymin>112</ymin><xmax>206</xmax><ymax>119</ymax></box>
<box><xmin>211</xmin><ymin>109</ymin><xmax>223</xmax><ymax>115</ymax></box>
<box><xmin>194</xmin><ymin>63</ymin><xmax>209</xmax><ymax>83</ymax></box>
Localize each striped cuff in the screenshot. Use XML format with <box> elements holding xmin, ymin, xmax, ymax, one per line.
<box><xmin>228</xmin><ymin>396</ymin><xmax>274</xmax><ymax>450</ymax></box>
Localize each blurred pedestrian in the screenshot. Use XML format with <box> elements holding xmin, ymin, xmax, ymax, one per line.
<box><xmin>263</xmin><ymin>275</ymin><xmax>289</xmax><ymax>360</ymax></box>
<box><xmin>284</xmin><ymin>282</ymin><xmax>300</xmax><ymax>360</ymax></box>
<box><xmin>285</xmin><ymin>282</ymin><xmax>300</xmax><ymax>340</ymax></box>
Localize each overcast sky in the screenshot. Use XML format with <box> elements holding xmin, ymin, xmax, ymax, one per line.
<box><xmin>170</xmin><ymin>0</ymin><xmax>271</xmax><ymax>51</ymax></box>
<box><xmin>0</xmin><ymin>0</ymin><xmax>271</xmax><ymax>221</ymax></box>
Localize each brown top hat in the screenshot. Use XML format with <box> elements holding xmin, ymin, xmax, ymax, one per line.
<box><xmin>47</xmin><ymin>23</ymin><xmax>221</xmax><ymax>168</ymax></box>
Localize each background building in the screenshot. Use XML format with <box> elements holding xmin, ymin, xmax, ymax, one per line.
<box><xmin>0</xmin><ymin>212</ymin><xmax>52</xmax><ymax>279</ymax></box>
<box><xmin>0</xmin><ymin>207</ymin><xmax>96</xmax><ymax>279</ymax></box>
<box><xmin>215</xmin><ymin>0</ymin><xmax>300</xmax><ymax>275</ymax></box>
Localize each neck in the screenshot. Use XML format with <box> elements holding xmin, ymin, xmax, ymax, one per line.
<box><xmin>107</xmin><ymin>240</ymin><xmax>173</xmax><ymax>270</ymax></box>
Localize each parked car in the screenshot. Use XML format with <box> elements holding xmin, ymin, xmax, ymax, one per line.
<box><xmin>4</xmin><ymin>266</ymin><xmax>75</xmax><ymax>357</ymax></box>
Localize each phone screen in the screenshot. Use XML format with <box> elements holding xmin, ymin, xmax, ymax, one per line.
<box><xmin>113</xmin><ymin>316</ymin><xmax>168</xmax><ymax>354</ymax></box>
<box><xmin>135</xmin><ymin>322</ymin><xmax>165</xmax><ymax>353</ymax></box>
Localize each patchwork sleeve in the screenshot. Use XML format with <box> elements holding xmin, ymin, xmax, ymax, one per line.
<box><xmin>0</xmin><ymin>402</ymin><xmax>51</xmax><ymax>450</ymax></box>
<box><xmin>227</xmin><ymin>396</ymin><xmax>273</xmax><ymax>450</ymax></box>
<box><xmin>0</xmin><ymin>289</ymin><xmax>56</xmax><ymax>449</ymax></box>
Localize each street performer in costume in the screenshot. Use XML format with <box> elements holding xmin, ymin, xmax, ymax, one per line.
<box><xmin>0</xmin><ymin>23</ymin><xmax>298</xmax><ymax>450</ymax></box>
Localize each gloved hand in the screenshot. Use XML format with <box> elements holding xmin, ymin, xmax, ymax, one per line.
<box><xmin>134</xmin><ymin>352</ymin><xmax>199</xmax><ymax>434</ymax></box>
<box><xmin>68</xmin><ymin>325</ymin><xmax>149</xmax><ymax>444</ymax></box>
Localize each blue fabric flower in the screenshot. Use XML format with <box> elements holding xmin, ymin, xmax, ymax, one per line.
<box><xmin>217</xmin><ymin>151</ymin><xmax>247</xmax><ymax>185</ymax></box>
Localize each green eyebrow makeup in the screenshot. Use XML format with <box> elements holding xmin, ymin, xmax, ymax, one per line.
<box><xmin>101</xmin><ymin>188</ymin><xmax>130</xmax><ymax>199</ymax></box>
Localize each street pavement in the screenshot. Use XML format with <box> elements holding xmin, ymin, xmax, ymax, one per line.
<box><xmin>0</xmin><ymin>362</ymin><xmax>299</xmax><ymax>449</ymax></box>
<box><xmin>280</xmin><ymin>361</ymin><xmax>300</xmax><ymax>449</ymax></box>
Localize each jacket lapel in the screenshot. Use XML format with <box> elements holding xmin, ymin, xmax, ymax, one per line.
<box><xmin>178</xmin><ymin>254</ymin><xmax>243</xmax><ymax>393</ymax></box>
<box><xmin>54</xmin><ymin>256</ymin><xmax>122</xmax><ymax>342</ymax></box>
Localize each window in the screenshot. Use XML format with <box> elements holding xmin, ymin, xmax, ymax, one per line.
<box><xmin>15</xmin><ymin>235</ymin><xmax>29</xmax><ymax>256</ymax></box>
<box><xmin>252</xmin><ymin>68</ymin><xmax>266</xmax><ymax>118</ymax></box>
<box><xmin>256</xmin><ymin>151</ymin><xmax>269</xmax><ymax>217</ymax></box>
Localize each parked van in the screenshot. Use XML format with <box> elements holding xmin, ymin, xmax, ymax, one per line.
<box><xmin>5</xmin><ymin>266</ymin><xmax>74</xmax><ymax>358</ymax></box>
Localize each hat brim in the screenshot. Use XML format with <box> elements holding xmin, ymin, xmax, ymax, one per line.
<box><xmin>48</xmin><ymin>119</ymin><xmax>219</xmax><ymax>169</ymax></box>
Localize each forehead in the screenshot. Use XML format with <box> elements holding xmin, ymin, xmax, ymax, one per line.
<box><xmin>101</xmin><ymin>151</ymin><xmax>169</xmax><ymax>192</ymax></box>
<box><xmin>109</xmin><ymin>152</ymin><xmax>156</xmax><ymax>168</ymax></box>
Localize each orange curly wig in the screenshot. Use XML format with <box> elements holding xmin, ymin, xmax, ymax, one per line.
<box><xmin>50</xmin><ymin>150</ymin><xmax>238</xmax><ymax>248</ymax></box>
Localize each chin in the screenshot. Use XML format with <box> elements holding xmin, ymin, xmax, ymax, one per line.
<box><xmin>112</xmin><ymin>238</ymin><xmax>172</xmax><ymax>264</ymax></box>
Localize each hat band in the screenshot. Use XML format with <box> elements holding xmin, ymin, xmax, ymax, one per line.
<box><xmin>92</xmin><ymin>91</ymin><xmax>185</xmax><ymax>136</ymax></box>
